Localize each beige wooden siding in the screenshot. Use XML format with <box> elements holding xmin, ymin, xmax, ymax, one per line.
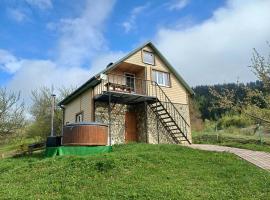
<box><xmin>125</xmin><ymin>45</ymin><xmax>154</xmax><ymax>66</ymax></box>
<box><xmin>64</xmin><ymin>88</ymin><xmax>93</xmax><ymax>124</ymax></box>
<box><xmin>64</xmin><ymin>98</ymin><xmax>80</xmax><ymax>124</ymax></box>
<box><xmin>125</xmin><ymin>45</ymin><xmax>188</xmax><ymax>104</ymax></box>
<box><xmin>125</xmin><ymin>49</ymin><xmax>144</xmax><ymax>66</ymax></box>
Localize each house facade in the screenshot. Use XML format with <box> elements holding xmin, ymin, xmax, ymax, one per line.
<box><xmin>59</xmin><ymin>42</ymin><xmax>194</xmax><ymax>145</ymax></box>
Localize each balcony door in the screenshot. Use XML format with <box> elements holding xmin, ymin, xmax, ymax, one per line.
<box><xmin>125</xmin><ymin>73</ymin><xmax>135</xmax><ymax>93</ymax></box>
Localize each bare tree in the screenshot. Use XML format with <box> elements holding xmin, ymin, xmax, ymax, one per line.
<box><xmin>58</xmin><ymin>86</ymin><xmax>77</xmax><ymax>99</ymax></box>
<box><xmin>28</xmin><ymin>86</ymin><xmax>77</xmax><ymax>139</ymax></box>
<box><xmin>250</xmin><ymin>44</ymin><xmax>270</xmax><ymax>91</ymax></box>
<box><xmin>0</xmin><ymin>88</ymin><xmax>25</xmax><ymax>136</ymax></box>
<box><xmin>247</xmin><ymin>44</ymin><xmax>270</xmax><ymax>123</ymax></box>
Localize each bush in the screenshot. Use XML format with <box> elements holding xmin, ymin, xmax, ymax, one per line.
<box><xmin>217</xmin><ymin>114</ymin><xmax>252</xmax><ymax>129</ymax></box>
<box><xmin>203</xmin><ymin>120</ymin><xmax>217</xmax><ymax>131</ymax></box>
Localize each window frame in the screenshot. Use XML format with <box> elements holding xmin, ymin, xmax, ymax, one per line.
<box><xmin>152</xmin><ymin>69</ymin><xmax>171</xmax><ymax>87</ymax></box>
<box><xmin>124</xmin><ymin>72</ymin><xmax>136</xmax><ymax>92</ymax></box>
<box><xmin>142</xmin><ymin>50</ymin><xmax>155</xmax><ymax>65</ymax></box>
<box><xmin>75</xmin><ymin>111</ymin><xmax>84</xmax><ymax>123</ymax></box>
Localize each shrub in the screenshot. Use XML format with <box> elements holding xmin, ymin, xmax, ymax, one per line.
<box><xmin>217</xmin><ymin>114</ymin><xmax>253</xmax><ymax>129</ymax></box>
<box><xmin>203</xmin><ymin>120</ymin><xmax>217</xmax><ymax>131</ymax></box>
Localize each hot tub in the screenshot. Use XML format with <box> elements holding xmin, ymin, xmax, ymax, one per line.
<box><xmin>62</xmin><ymin>122</ymin><xmax>108</xmax><ymax>146</ymax></box>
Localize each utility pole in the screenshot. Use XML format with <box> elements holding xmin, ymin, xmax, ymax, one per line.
<box><xmin>51</xmin><ymin>94</ymin><xmax>56</xmax><ymax>137</ymax></box>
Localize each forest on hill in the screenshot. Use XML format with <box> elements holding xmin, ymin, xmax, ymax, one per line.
<box><xmin>192</xmin><ymin>80</ymin><xmax>265</xmax><ymax>120</ymax></box>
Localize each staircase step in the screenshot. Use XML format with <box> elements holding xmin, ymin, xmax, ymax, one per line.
<box><xmin>160</xmin><ymin>115</ymin><xmax>171</xmax><ymax>119</ymax></box>
<box><xmin>163</xmin><ymin>121</ymin><xmax>175</xmax><ymax>124</ymax></box>
<box><xmin>169</xmin><ymin>128</ymin><xmax>179</xmax><ymax>131</ymax></box>
<box><xmin>171</xmin><ymin>132</ymin><xmax>181</xmax><ymax>135</ymax></box>
<box><xmin>159</xmin><ymin>112</ymin><xmax>172</xmax><ymax>118</ymax></box>
<box><xmin>155</xmin><ymin>109</ymin><xmax>166</xmax><ymax>112</ymax></box>
<box><xmin>164</xmin><ymin>125</ymin><xmax>179</xmax><ymax>130</ymax></box>
<box><xmin>165</xmin><ymin>122</ymin><xmax>176</xmax><ymax>125</ymax></box>
<box><xmin>160</xmin><ymin>116</ymin><xmax>171</xmax><ymax>120</ymax></box>
<box><xmin>159</xmin><ymin>113</ymin><xmax>169</xmax><ymax>116</ymax></box>
<box><xmin>171</xmin><ymin>131</ymin><xmax>181</xmax><ymax>134</ymax></box>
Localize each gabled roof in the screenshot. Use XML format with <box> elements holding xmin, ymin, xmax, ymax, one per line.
<box><xmin>59</xmin><ymin>41</ymin><xmax>194</xmax><ymax>106</ymax></box>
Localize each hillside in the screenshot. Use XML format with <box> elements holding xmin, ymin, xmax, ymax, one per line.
<box><xmin>192</xmin><ymin>81</ymin><xmax>264</xmax><ymax>120</ymax></box>
<box><xmin>0</xmin><ymin>144</ymin><xmax>269</xmax><ymax>199</ymax></box>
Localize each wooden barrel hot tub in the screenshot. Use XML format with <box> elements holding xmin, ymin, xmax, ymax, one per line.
<box><xmin>62</xmin><ymin>122</ymin><xmax>108</xmax><ymax>146</ymax></box>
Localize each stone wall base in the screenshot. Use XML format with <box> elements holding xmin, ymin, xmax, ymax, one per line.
<box><xmin>94</xmin><ymin>101</ymin><xmax>191</xmax><ymax>145</ymax></box>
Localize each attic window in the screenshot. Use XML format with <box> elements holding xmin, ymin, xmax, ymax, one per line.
<box><xmin>142</xmin><ymin>51</ymin><xmax>155</xmax><ymax>65</ymax></box>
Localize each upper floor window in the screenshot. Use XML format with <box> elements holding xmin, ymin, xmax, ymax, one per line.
<box><xmin>152</xmin><ymin>70</ymin><xmax>170</xmax><ymax>87</ymax></box>
<box><xmin>142</xmin><ymin>51</ymin><xmax>155</xmax><ymax>65</ymax></box>
<box><xmin>75</xmin><ymin>112</ymin><xmax>83</xmax><ymax>123</ymax></box>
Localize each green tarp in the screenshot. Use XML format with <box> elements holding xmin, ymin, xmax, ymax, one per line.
<box><xmin>45</xmin><ymin>146</ymin><xmax>112</xmax><ymax>157</ymax></box>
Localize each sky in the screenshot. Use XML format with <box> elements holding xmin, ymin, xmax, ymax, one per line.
<box><xmin>0</xmin><ymin>0</ymin><xmax>270</xmax><ymax>104</ymax></box>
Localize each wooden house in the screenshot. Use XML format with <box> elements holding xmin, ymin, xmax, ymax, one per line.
<box><xmin>59</xmin><ymin>41</ymin><xmax>194</xmax><ymax>145</ymax></box>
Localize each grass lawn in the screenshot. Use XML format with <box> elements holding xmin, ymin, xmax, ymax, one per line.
<box><xmin>0</xmin><ymin>144</ymin><xmax>269</xmax><ymax>199</ymax></box>
<box><xmin>193</xmin><ymin>131</ymin><xmax>270</xmax><ymax>153</ymax></box>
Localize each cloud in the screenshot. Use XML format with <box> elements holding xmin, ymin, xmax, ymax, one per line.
<box><xmin>6</xmin><ymin>58</ymin><xmax>90</xmax><ymax>105</ymax></box>
<box><xmin>167</xmin><ymin>0</ymin><xmax>190</xmax><ymax>11</ymax></box>
<box><xmin>155</xmin><ymin>0</ymin><xmax>270</xmax><ymax>86</ymax></box>
<box><xmin>122</xmin><ymin>3</ymin><xmax>150</xmax><ymax>33</ymax></box>
<box><xmin>7</xmin><ymin>8</ymin><xmax>27</xmax><ymax>22</ymax></box>
<box><xmin>54</xmin><ymin>0</ymin><xmax>116</xmax><ymax>67</ymax></box>
<box><xmin>6</xmin><ymin>51</ymin><xmax>125</xmax><ymax>105</ymax></box>
<box><xmin>0</xmin><ymin>49</ymin><xmax>22</xmax><ymax>73</ymax></box>
<box><xmin>25</xmin><ymin>0</ymin><xmax>53</xmax><ymax>9</ymax></box>
<box><xmin>90</xmin><ymin>51</ymin><xmax>126</xmax><ymax>74</ymax></box>
<box><xmin>1</xmin><ymin>0</ymin><xmax>128</xmax><ymax>120</ymax></box>
<box><xmin>6</xmin><ymin>0</ymin><xmax>52</xmax><ymax>23</ymax></box>
<box><xmin>3</xmin><ymin>0</ymin><xmax>120</xmax><ymax>106</ymax></box>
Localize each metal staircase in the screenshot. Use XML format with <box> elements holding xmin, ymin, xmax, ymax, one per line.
<box><xmin>148</xmin><ymin>82</ymin><xmax>191</xmax><ymax>144</ymax></box>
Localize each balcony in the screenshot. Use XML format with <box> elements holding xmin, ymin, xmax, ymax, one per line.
<box><xmin>93</xmin><ymin>73</ymin><xmax>157</xmax><ymax>104</ymax></box>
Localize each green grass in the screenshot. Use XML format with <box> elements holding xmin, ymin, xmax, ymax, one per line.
<box><xmin>0</xmin><ymin>144</ymin><xmax>269</xmax><ymax>199</ymax></box>
<box><xmin>193</xmin><ymin>130</ymin><xmax>270</xmax><ymax>153</ymax></box>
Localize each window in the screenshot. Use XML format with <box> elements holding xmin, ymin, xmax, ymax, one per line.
<box><xmin>75</xmin><ymin>112</ymin><xmax>83</xmax><ymax>123</ymax></box>
<box><xmin>142</xmin><ymin>51</ymin><xmax>155</xmax><ymax>65</ymax></box>
<box><xmin>152</xmin><ymin>70</ymin><xmax>170</xmax><ymax>87</ymax></box>
<box><xmin>125</xmin><ymin>73</ymin><xmax>135</xmax><ymax>92</ymax></box>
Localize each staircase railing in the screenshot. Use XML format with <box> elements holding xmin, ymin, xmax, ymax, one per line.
<box><xmin>150</xmin><ymin>82</ymin><xmax>190</xmax><ymax>143</ymax></box>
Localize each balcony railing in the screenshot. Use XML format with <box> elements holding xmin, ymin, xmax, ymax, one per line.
<box><xmin>94</xmin><ymin>73</ymin><xmax>156</xmax><ymax>97</ymax></box>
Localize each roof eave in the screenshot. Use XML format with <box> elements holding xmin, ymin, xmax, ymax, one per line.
<box><xmin>58</xmin><ymin>76</ymin><xmax>99</xmax><ymax>106</ymax></box>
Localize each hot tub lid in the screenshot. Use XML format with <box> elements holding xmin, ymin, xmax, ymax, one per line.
<box><xmin>65</xmin><ymin>122</ymin><xmax>108</xmax><ymax>127</ymax></box>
